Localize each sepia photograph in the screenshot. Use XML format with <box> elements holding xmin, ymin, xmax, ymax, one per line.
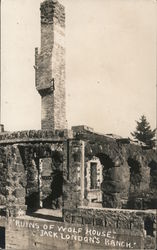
<box><xmin>0</xmin><ymin>0</ymin><xmax>157</xmax><ymax>249</ymax></box>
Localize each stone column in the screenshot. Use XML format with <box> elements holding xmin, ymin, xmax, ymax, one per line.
<box><xmin>63</xmin><ymin>140</ymin><xmax>85</xmax><ymax>210</ymax></box>
<box><xmin>35</xmin><ymin>0</ymin><xmax>66</xmax><ymax>130</ymax></box>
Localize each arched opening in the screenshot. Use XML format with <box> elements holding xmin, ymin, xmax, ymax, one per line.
<box><xmin>97</xmin><ymin>153</ymin><xmax>123</xmax><ymax>208</ymax></box>
<box><xmin>127</xmin><ymin>158</ymin><xmax>141</xmax><ymax>192</ymax></box>
<box><xmin>85</xmin><ymin>153</ymin><xmax>116</xmax><ymax>208</ymax></box>
<box><xmin>97</xmin><ymin>153</ymin><xmax>114</xmax><ymax>170</ymax></box>
<box><xmin>148</xmin><ymin>160</ymin><xmax>157</xmax><ymax>189</ymax></box>
<box><xmin>96</xmin><ymin>153</ymin><xmax>115</xmax><ymax>185</ymax></box>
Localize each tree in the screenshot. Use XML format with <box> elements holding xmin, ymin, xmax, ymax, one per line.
<box><xmin>131</xmin><ymin>115</ymin><xmax>156</xmax><ymax>147</ymax></box>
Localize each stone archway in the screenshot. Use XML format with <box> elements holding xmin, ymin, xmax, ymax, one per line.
<box><xmin>85</xmin><ymin>153</ymin><xmax>127</xmax><ymax>209</ymax></box>
<box><xmin>96</xmin><ymin>153</ymin><xmax>121</xmax><ymax>208</ymax></box>
<box><xmin>95</xmin><ymin>153</ymin><xmax>130</xmax><ymax>209</ymax></box>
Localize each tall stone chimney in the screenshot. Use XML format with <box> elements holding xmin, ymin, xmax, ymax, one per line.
<box><xmin>35</xmin><ymin>0</ymin><xmax>66</xmax><ymax>130</ymax></box>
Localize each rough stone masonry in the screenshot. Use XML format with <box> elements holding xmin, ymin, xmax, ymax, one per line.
<box><xmin>35</xmin><ymin>0</ymin><xmax>66</xmax><ymax>130</ymax></box>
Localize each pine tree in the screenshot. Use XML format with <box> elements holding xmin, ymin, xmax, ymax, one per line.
<box><xmin>131</xmin><ymin>115</ymin><xmax>156</xmax><ymax>147</ymax></box>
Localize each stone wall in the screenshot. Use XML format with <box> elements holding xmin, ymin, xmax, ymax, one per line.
<box><xmin>73</xmin><ymin>127</ymin><xmax>157</xmax><ymax>209</ymax></box>
<box><xmin>0</xmin><ymin>131</ymin><xmax>84</xmax><ymax>214</ymax></box>
<box><xmin>0</xmin><ymin>128</ymin><xmax>156</xmax><ymax>212</ymax></box>
<box><xmin>1</xmin><ymin>207</ymin><xmax>155</xmax><ymax>250</ymax></box>
<box><xmin>0</xmin><ymin>145</ymin><xmax>27</xmax><ymax>216</ymax></box>
<box><xmin>0</xmin><ymin>128</ymin><xmax>156</xmax><ymax>249</ymax></box>
<box><xmin>2</xmin><ymin>215</ymin><xmax>154</xmax><ymax>250</ymax></box>
<box><xmin>0</xmin><ymin>129</ymin><xmax>73</xmax><ymax>143</ymax></box>
<box><xmin>0</xmin><ymin>130</ymin><xmax>70</xmax><ymax>215</ymax></box>
<box><xmin>0</xmin><ymin>147</ymin><xmax>8</xmax><ymax>206</ymax></box>
<box><xmin>63</xmin><ymin>207</ymin><xmax>156</xmax><ymax>249</ymax></box>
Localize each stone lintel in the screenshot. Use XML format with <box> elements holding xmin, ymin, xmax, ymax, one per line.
<box><xmin>0</xmin><ymin>129</ymin><xmax>74</xmax><ymax>145</ymax></box>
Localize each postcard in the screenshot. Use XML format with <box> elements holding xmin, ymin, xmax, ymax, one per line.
<box><xmin>0</xmin><ymin>0</ymin><xmax>156</xmax><ymax>249</ymax></box>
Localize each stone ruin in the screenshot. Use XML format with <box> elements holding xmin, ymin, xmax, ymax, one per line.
<box><xmin>0</xmin><ymin>127</ymin><xmax>156</xmax><ymax>214</ymax></box>
<box><xmin>0</xmin><ymin>0</ymin><xmax>156</xmax><ymax>249</ymax></box>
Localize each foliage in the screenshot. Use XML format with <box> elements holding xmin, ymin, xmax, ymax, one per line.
<box><xmin>131</xmin><ymin>115</ymin><xmax>156</xmax><ymax>147</ymax></box>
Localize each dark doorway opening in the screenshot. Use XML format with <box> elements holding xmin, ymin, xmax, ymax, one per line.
<box><xmin>128</xmin><ymin>158</ymin><xmax>141</xmax><ymax>191</ymax></box>
<box><xmin>43</xmin><ymin>170</ymin><xmax>63</xmax><ymax>209</ymax></box>
<box><xmin>0</xmin><ymin>227</ymin><xmax>5</xmax><ymax>249</ymax></box>
<box><xmin>144</xmin><ymin>217</ymin><xmax>154</xmax><ymax>237</ymax></box>
<box><xmin>90</xmin><ymin>163</ymin><xmax>98</xmax><ymax>189</ymax></box>
<box><xmin>39</xmin><ymin>155</ymin><xmax>63</xmax><ymax>210</ymax></box>
<box><xmin>26</xmin><ymin>192</ymin><xmax>39</xmax><ymax>212</ymax></box>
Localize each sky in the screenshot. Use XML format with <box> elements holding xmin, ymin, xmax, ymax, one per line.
<box><xmin>1</xmin><ymin>0</ymin><xmax>156</xmax><ymax>137</ymax></box>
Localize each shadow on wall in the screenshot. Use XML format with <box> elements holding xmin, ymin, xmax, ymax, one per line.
<box><xmin>148</xmin><ymin>160</ymin><xmax>157</xmax><ymax>189</ymax></box>
<box><xmin>127</xmin><ymin>158</ymin><xmax>142</xmax><ymax>193</ymax></box>
<box><xmin>127</xmin><ymin>158</ymin><xmax>157</xmax><ymax>209</ymax></box>
<box><xmin>126</xmin><ymin>158</ymin><xmax>143</xmax><ymax>209</ymax></box>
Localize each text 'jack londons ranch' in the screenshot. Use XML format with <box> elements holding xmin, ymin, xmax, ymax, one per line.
<box><xmin>13</xmin><ymin>219</ymin><xmax>140</xmax><ymax>249</ymax></box>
